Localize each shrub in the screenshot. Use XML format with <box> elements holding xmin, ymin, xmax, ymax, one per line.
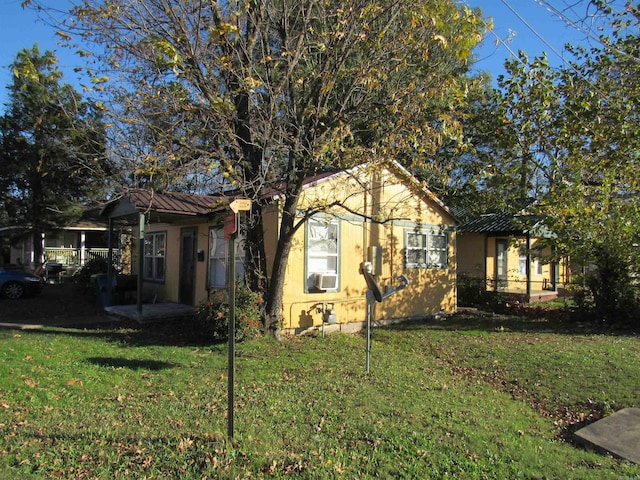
<box><xmin>566</xmin><ymin>245</ymin><xmax>640</xmax><ymax>325</ymax></box>
<box><xmin>457</xmin><ymin>274</ymin><xmax>511</xmax><ymax>312</ymax></box>
<box><xmin>585</xmin><ymin>248</ymin><xmax>640</xmax><ymax>324</ymax></box>
<box><xmin>457</xmin><ymin>274</ymin><xmax>486</xmax><ymax>307</ymax></box>
<box><xmin>196</xmin><ymin>284</ymin><xmax>263</xmax><ymax>342</ymax></box>
<box><xmin>567</xmin><ymin>284</ymin><xmax>594</xmax><ymax>313</ymax></box>
<box><xmin>73</xmin><ymin>255</ymin><xmax>120</xmax><ymax>284</ymax></box>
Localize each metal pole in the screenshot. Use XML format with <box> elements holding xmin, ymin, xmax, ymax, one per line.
<box><xmin>366</xmin><ymin>293</ymin><xmax>372</xmax><ymax>374</ymax></box>
<box><xmin>137</xmin><ymin>212</ymin><xmax>145</xmax><ymax>320</ymax></box>
<box><xmin>227</xmin><ymin>229</ymin><xmax>237</xmax><ymax>440</ymax></box>
<box><xmin>526</xmin><ymin>233</ymin><xmax>531</xmax><ymax>302</ymax></box>
<box><xmin>107</xmin><ymin>218</ymin><xmax>113</xmax><ymax>304</ymax></box>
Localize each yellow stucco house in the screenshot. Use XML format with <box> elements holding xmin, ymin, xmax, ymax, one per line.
<box><xmin>457</xmin><ymin>211</ymin><xmax>569</xmax><ymax>303</ymax></box>
<box><xmin>102</xmin><ymin>162</ymin><xmax>457</xmax><ymax>333</ymax></box>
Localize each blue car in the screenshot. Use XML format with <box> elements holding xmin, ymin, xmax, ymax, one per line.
<box><xmin>0</xmin><ymin>269</ymin><xmax>45</xmax><ymax>299</ymax></box>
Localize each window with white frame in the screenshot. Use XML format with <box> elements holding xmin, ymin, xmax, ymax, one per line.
<box><xmin>143</xmin><ymin>232</ymin><xmax>166</xmax><ymax>282</ymax></box>
<box><xmin>306</xmin><ymin>217</ymin><xmax>340</xmax><ymax>292</ymax></box>
<box><xmin>519</xmin><ymin>252</ymin><xmax>527</xmax><ymax>275</ymax></box>
<box><xmin>534</xmin><ymin>249</ymin><xmax>543</xmax><ymax>275</ymax></box>
<box><xmin>405</xmin><ymin>229</ymin><xmax>448</xmax><ymax>268</ymax></box>
<box><xmin>208</xmin><ymin>227</ymin><xmax>245</xmax><ymax>289</ymax></box>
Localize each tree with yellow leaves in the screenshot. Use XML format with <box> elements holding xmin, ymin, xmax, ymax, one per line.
<box><xmin>28</xmin><ymin>0</ymin><xmax>486</xmax><ymax>333</ymax></box>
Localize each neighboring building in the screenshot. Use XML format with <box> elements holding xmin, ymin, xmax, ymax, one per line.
<box><xmin>101</xmin><ymin>162</ymin><xmax>458</xmax><ymax>333</ymax></box>
<box><xmin>0</xmin><ymin>211</ymin><xmax>118</xmax><ymax>278</ymax></box>
<box><xmin>457</xmin><ymin>211</ymin><xmax>568</xmax><ymax>303</ymax></box>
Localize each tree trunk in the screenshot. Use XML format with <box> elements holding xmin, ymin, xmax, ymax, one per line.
<box><xmin>245</xmin><ymin>203</ymin><xmax>267</xmax><ymax>296</ymax></box>
<box><xmin>264</xmin><ymin>191</ymin><xmax>299</xmax><ymax>338</ymax></box>
<box><xmin>32</xmin><ymin>230</ymin><xmax>44</xmax><ymax>267</ymax></box>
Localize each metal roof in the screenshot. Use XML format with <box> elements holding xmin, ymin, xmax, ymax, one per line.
<box><xmin>102</xmin><ymin>189</ymin><xmax>228</xmax><ymax>219</ymax></box>
<box><xmin>102</xmin><ymin>161</ymin><xmax>454</xmax><ymax>221</ymax></box>
<box><xmin>127</xmin><ymin>189</ymin><xmax>225</xmax><ymax>215</ymax></box>
<box><xmin>458</xmin><ymin>212</ymin><xmax>542</xmax><ymax>235</ymax></box>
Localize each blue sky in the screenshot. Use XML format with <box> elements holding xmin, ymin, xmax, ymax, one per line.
<box><xmin>470</xmin><ymin>0</ymin><xmax>622</xmax><ymax>81</ymax></box>
<box><xmin>0</xmin><ymin>0</ymin><xmax>624</xmax><ymax>108</ymax></box>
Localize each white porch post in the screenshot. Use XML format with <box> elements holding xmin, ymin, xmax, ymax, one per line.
<box><xmin>80</xmin><ymin>231</ymin><xmax>86</xmax><ymax>265</ymax></box>
<box><xmin>38</xmin><ymin>233</ymin><xmax>45</xmax><ymax>265</ymax></box>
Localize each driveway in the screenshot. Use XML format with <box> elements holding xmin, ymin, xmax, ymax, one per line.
<box><xmin>0</xmin><ymin>281</ymin><xmax>111</xmax><ymax>328</ymax></box>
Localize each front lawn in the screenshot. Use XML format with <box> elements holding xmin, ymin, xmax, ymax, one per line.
<box><xmin>0</xmin><ymin>313</ymin><xmax>639</xmax><ymax>478</ymax></box>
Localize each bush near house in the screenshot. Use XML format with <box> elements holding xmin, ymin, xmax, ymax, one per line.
<box><xmin>196</xmin><ymin>284</ymin><xmax>262</xmax><ymax>342</ymax></box>
<box><xmin>585</xmin><ymin>249</ymin><xmax>640</xmax><ymax>325</ymax></box>
<box><xmin>457</xmin><ymin>274</ymin><xmax>512</xmax><ymax>312</ymax></box>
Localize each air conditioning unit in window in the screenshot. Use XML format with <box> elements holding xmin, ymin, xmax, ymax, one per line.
<box><xmin>315</xmin><ymin>272</ymin><xmax>338</xmax><ymax>290</ymax></box>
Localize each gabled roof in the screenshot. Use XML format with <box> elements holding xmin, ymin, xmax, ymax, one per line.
<box><xmin>101</xmin><ymin>161</ymin><xmax>454</xmax><ymax>221</ymax></box>
<box><xmin>386</xmin><ymin>160</ymin><xmax>454</xmax><ymax>218</ymax></box>
<box><xmin>272</xmin><ymin>161</ymin><xmax>454</xmax><ymax>219</ymax></box>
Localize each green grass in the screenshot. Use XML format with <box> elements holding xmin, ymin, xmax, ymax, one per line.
<box><xmin>0</xmin><ymin>314</ymin><xmax>639</xmax><ymax>479</ymax></box>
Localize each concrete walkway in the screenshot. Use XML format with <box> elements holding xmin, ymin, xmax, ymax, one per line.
<box><xmin>574</xmin><ymin>408</ymin><xmax>640</xmax><ymax>464</ymax></box>
<box><xmin>0</xmin><ymin>313</ymin><xmax>121</xmax><ymax>330</ymax></box>
<box><xmin>0</xmin><ymin>303</ymin><xmax>195</xmax><ymax>330</ymax></box>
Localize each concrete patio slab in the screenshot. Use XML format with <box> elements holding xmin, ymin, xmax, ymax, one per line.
<box><xmin>574</xmin><ymin>407</ymin><xmax>640</xmax><ymax>464</ymax></box>
<box><xmin>105</xmin><ymin>303</ymin><xmax>196</xmax><ymax>323</ymax></box>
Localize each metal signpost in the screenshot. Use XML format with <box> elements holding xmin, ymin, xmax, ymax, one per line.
<box><xmin>226</xmin><ymin>198</ymin><xmax>251</xmax><ymax>441</ymax></box>
<box><xmin>361</xmin><ymin>263</ymin><xmax>408</xmax><ymax>374</ymax></box>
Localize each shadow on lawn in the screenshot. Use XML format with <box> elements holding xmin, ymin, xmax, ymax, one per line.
<box><xmin>0</xmin><ymin>282</ymin><xmax>230</xmax><ymax>347</ymax></box>
<box><xmin>0</xmin><ymin>318</ymin><xmax>223</xmax><ymax>348</ymax></box>
<box><xmin>387</xmin><ymin>308</ymin><xmax>640</xmax><ymax>337</ymax></box>
<box><xmin>86</xmin><ymin>356</ymin><xmax>178</xmax><ymax>371</ymax></box>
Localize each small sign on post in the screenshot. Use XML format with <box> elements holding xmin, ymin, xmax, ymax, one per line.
<box><xmin>230</xmin><ymin>198</ymin><xmax>251</xmax><ymax>213</ymax></box>
<box><xmin>227</xmin><ymin>198</ymin><xmax>251</xmax><ymax>441</ymax></box>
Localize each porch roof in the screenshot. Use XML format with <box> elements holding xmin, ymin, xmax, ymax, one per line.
<box><xmin>459</xmin><ymin>212</ymin><xmax>552</xmax><ymax>237</ymax></box>
<box><xmin>0</xmin><ymin>218</ymin><xmax>108</xmax><ymax>236</ymax></box>
<box><xmin>101</xmin><ymin>189</ymin><xmax>228</xmax><ymax>220</ymax></box>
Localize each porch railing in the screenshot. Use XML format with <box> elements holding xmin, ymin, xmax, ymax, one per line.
<box><xmin>458</xmin><ymin>274</ymin><xmax>570</xmax><ymax>307</ymax></box>
<box><xmin>45</xmin><ymin>247</ymin><xmax>116</xmax><ymax>267</ymax></box>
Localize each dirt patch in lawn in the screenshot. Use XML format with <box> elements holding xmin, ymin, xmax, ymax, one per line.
<box><xmin>0</xmin><ymin>281</ymin><xmax>108</xmax><ymax>326</ymax></box>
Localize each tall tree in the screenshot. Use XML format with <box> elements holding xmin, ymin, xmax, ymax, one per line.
<box><xmin>0</xmin><ymin>45</ymin><xmax>109</xmax><ymax>264</ymax></box>
<box><xmin>34</xmin><ymin>0</ymin><xmax>486</xmax><ymax>333</ymax></box>
<box><xmin>461</xmin><ymin>1</ymin><xmax>640</xmax><ymax>320</ymax></box>
<box><xmin>544</xmin><ymin>3</ymin><xmax>640</xmax><ymax>320</ymax></box>
<box><xmin>427</xmin><ymin>75</ymin><xmax>512</xmax><ymax>218</ymax></box>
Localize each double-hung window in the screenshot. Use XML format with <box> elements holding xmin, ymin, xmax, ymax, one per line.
<box><xmin>208</xmin><ymin>227</ymin><xmax>245</xmax><ymax>289</ymax></box>
<box><xmin>519</xmin><ymin>252</ymin><xmax>528</xmax><ymax>276</ymax></box>
<box><xmin>144</xmin><ymin>232</ymin><xmax>166</xmax><ymax>282</ymax></box>
<box><xmin>405</xmin><ymin>229</ymin><xmax>448</xmax><ymax>269</ymax></box>
<box><xmin>534</xmin><ymin>249</ymin><xmax>543</xmax><ymax>275</ymax></box>
<box><xmin>306</xmin><ymin>217</ymin><xmax>340</xmax><ymax>292</ymax></box>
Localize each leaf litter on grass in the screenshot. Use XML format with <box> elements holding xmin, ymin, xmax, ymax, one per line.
<box><xmin>1</xmin><ymin>311</ymin><xmax>639</xmax><ymax>478</ymax></box>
